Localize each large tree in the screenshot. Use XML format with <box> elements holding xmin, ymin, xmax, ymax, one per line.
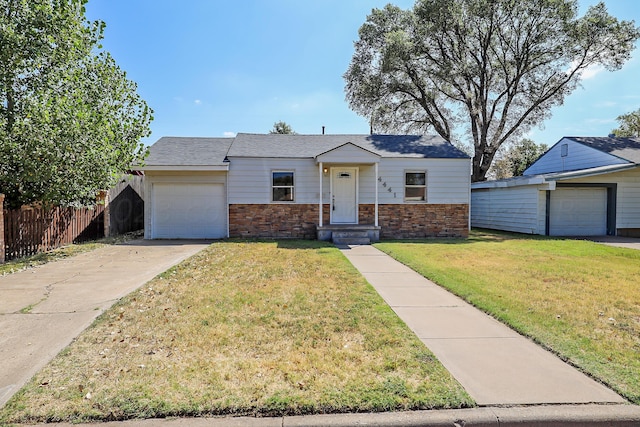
<box><xmin>269</xmin><ymin>120</ymin><xmax>297</xmax><ymax>135</ymax></box>
<box><xmin>344</xmin><ymin>0</ymin><xmax>639</xmax><ymax>181</ymax></box>
<box><xmin>0</xmin><ymin>0</ymin><xmax>152</xmax><ymax>208</ymax></box>
<box><xmin>491</xmin><ymin>138</ymin><xmax>548</xmax><ymax>179</ymax></box>
<box><xmin>611</xmin><ymin>108</ymin><xmax>640</xmax><ymax>137</ymax></box>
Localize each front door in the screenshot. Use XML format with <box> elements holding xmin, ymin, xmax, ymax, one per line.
<box><xmin>331</xmin><ymin>167</ymin><xmax>358</xmax><ymax>224</ymax></box>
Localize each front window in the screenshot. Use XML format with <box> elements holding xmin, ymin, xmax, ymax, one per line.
<box><xmin>272</xmin><ymin>171</ymin><xmax>294</xmax><ymax>202</ymax></box>
<box><xmin>405</xmin><ymin>171</ymin><xmax>426</xmax><ymax>201</ymax></box>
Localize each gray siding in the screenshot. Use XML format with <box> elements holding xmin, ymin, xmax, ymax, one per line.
<box><xmin>227</xmin><ymin>158</ymin><xmax>319</xmax><ymax>204</ymax></box>
<box><xmin>471</xmin><ymin>186</ymin><xmax>544</xmax><ymax>234</ymax></box>
<box><xmin>376</xmin><ymin>158</ymin><xmax>470</xmax><ymax>204</ymax></box>
<box><xmin>227</xmin><ymin>157</ymin><xmax>470</xmax><ymax>205</ymax></box>
<box><xmin>525</xmin><ymin>138</ymin><xmax>628</xmax><ymax>175</ymax></box>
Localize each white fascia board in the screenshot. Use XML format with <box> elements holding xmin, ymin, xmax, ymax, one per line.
<box><xmin>136</xmin><ymin>165</ymin><xmax>229</xmax><ymax>172</ymax></box>
<box><xmin>544</xmin><ymin>163</ymin><xmax>638</xmax><ymax>181</ymax></box>
<box><xmin>471</xmin><ymin>176</ymin><xmax>547</xmax><ymax>189</ymax></box>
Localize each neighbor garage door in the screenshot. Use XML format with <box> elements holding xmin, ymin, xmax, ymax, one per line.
<box><xmin>152</xmin><ymin>183</ymin><xmax>226</xmax><ymax>239</ymax></box>
<box><xmin>549</xmin><ymin>187</ymin><xmax>607</xmax><ymax>236</ymax></box>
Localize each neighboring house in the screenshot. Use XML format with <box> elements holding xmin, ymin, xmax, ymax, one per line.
<box><xmin>137</xmin><ymin>133</ymin><xmax>471</xmax><ymax>242</ymax></box>
<box><xmin>471</xmin><ymin>136</ymin><xmax>640</xmax><ymax>236</ymax></box>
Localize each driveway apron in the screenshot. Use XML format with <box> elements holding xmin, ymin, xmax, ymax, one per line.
<box><xmin>339</xmin><ymin>245</ymin><xmax>625</xmax><ymax>406</ymax></box>
<box><xmin>0</xmin><ymin>239</ymin><xmax>210</xmax><ymax>408</ymax></box>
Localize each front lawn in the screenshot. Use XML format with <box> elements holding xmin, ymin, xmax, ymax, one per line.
<box><xmin>0</xmin><ymin>240</ymin><xmax>472</xmax><ymax>424</ymax></box>
<box><xmin>375</xmin><ymin>230</ymin><xmax>640</xmax><ymax>404</ymax></box>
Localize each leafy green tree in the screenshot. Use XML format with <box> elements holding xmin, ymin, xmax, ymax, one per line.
<box><xmin>491</xmin><ymin>139</ymin><xmax>549</xmax><ymax>179</ymax></box>
<box><xmin>611</xmin><ymin>108</ymin><xmax>640</xmax><ymax>138</ymax></box>
<box><xmin>269</xmin><ymin>121</ymin><xmax>297</xmax><ymax>135</ymax></box>
<box><xmin>0</xmin><ymin>0</ymin><xmax>152</xmax><ymax>208</ymax></box>
<box><xmin>344</xmin><ymin>0</ymin><xmax>639</xmax><ymax>182</ymax></box>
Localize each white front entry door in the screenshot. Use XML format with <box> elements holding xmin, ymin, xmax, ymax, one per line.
<box><xmin>331</xmin><ymin>167</ymin><xmax>358</xmax><ymax>224</ymax></box>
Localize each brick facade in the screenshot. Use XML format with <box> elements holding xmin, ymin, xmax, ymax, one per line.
<box><xmin>229</xmin><ymin>203</ymin><xmax>468</xmax><ymax>239</ymax></box>
<box><xmin>377</xmin><ymin>204</ymin><xmax>468</xmax><ymax>238</ymax></box>
<box><xmin>229</xmin><ymin>204</ymin><xmax>320</xmax><ymax>239</ymax></box>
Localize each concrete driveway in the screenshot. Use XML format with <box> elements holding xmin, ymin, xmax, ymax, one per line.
<box><xmin>585</xmin><ymin>235</ymin><xmax>640</xmax><ymax>250</ymax></box>
<box><xmin>0</xmin><ymin>239</ymin><xmax>210</xmax><ymax>408</ymax></box>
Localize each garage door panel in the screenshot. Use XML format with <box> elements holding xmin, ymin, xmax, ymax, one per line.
<box><xmin>153</xmin><ymin>183</ymin><xmax>226</xmax><ymax>239</ymax></box>
<box><xmin>549</xmin><ymin>188</ymin><xmax>607</xmax><ymax>236</ymax></box>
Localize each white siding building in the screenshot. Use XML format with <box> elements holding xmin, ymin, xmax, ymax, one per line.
<box><xmin>471</xmin><ymin>137</ymin><xmax>640</xmax><ymax>237</ymax></box>
<box><xmin>140</xmin><ymin>133</ymin><xmax>471</xmax><ymax>242</ymax></box>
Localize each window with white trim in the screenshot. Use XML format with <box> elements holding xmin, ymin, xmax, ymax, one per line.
<box><xmin>404</xmin><ymin>171</ymin><xmax>426</xmax><ymax>201</ymax></box>
<box><xmin>272</xmin><ymin>171</ymin><xmax>294</xmax><ymax>202</ymax></box>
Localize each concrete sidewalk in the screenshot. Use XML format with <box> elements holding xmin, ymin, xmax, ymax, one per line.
<box><xmin>19</xmin><ymin>404</ymin><xmax>640</xmax><ymax>427</ymax></box>
<box><xmin>0</xmin><ymin>239</ymin><xmax>210</xmax><ymax>408</ymax></box>
<box><xmin>339</xmin><ymin>245</ymin><xmax>625</xmax><ymax>406</ymax></box>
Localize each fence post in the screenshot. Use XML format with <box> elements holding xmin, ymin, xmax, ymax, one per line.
<box><xmin>99</xmin><ymin>190</ymin><xmax>110</xmax><ymax>238</ymax></box>
<box><xmin>0</xmin><ymin>194</ymin><xmax>5</xmax><ymax>263</ymax></box>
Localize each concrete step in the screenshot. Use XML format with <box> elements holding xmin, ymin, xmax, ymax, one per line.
<box><xmin>332</xmin><ymin>230</ymin><xmax>371</xmax><ymax>245</ymax></box>
<box><xmin>333</xmin><ymin>236</ymin><xmax>371</xmax><ymax>245</ymax></box>
<box><xmin>332</xmin><ymin>230</ymin><xmax>370</xmax><ymax>239</ymax></box>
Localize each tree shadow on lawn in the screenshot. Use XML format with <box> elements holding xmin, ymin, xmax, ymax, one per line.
<box><xmin>380</xmin><ymin>228</ymin><xmax>561</xmax><ymax>245</ymax></box>
<box><xmin>275</xmin><ymin>239</ymin><xmax>334</xmax><ymax>250</ymax></box>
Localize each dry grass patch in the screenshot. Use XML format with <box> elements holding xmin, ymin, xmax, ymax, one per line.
<box><xmin>0</xmin><ymin>240</ymin><xmax>471</xmax><ymax>424</ymax></box>
<box><xmin>376</xmin><ymin>230</ymin><xmax>640</xmax><ymax>404</ymax></box>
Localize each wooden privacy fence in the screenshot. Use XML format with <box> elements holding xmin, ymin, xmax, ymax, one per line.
<box><xmin>0</xmin><ymin>176</ymin><xmax>145</xmax><ymax>262</ymax></box>
<box><xmin>2</xmin><ymin>199</ymin><xmax>105</xmax><ymax>262</ymax></box>
<box><xmin>108</xmin><ymin>175</ymin><xmax>144</xmax><ymax>236</ymax></box>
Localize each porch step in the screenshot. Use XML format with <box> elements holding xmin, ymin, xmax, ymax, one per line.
<box><xmin>332</xmin><ymin>230</ymin><xmax>371</xmax><ymax>245</ymax></box>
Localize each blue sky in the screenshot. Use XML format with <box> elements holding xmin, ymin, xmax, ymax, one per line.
<box><xmin>85</xmin><ymin>0</ymin><xmax>640</xmax><ymax>148</ymax></box>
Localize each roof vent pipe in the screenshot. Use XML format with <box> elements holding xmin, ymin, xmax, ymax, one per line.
<box><xmin>322</xmin><ymin>126</ymin><xmax>325</xmax><ymax>135</ymax></box>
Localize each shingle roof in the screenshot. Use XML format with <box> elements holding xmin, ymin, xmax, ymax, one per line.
<box><xmin>227</xmin><ymin>133</ymin><xmax>469</xmax><ymax>159</ymax></box>
<box><xmin>145</xmin><ymin>137</ymin><xmax>234</xmax><ymax>166</ymax></box>
<box><xmin>142</xmin><ymin>133</ymin><xmax>469</xmax><ymax>168</ymax></box>
<box><xmin>567</xmin><ymin>136</ymin><xmax>640</xmax><ymax>163</ymax></box>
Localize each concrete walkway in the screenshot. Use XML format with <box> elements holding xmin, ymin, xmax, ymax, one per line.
<box><xmin>0</xmin><ymin>240</ymin><xmax>210</xmax><ymax>408</ymax></box>
<box><xmin>585</xmin><ymin>235</ymin><xmax>640</xmax><ymax>250</ymax></box>
<box><xmin>339</xmin><ymin>245</ymin><xmax>625</xmax><ymax>406</ymax></box>
<box><xmin>18</xmin><ymin>404</ymin><xmax>640</xmax><ymax>427</ymax></box>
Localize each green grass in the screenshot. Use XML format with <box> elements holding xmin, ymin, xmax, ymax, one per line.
<box><xmin>0</xmin><ymin>240</ymin><xmax>472</xmax><ymax>424</ymax></box>
<box><xmin>375</xmin><ymin>229</ymin><xmax>640</xmax><ymax>404</ymax></box>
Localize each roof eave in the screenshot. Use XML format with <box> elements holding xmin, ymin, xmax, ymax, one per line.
<box><xmin>471</xmin><ymin>176</ymin><xmax>547</xmax><ymax>189</ymax></box>
<box><xmin>473</xmin><ymin>163</ymin><xmax>640</xmax><ymax>189</ymax></box>
<box><xmin>135</xmin><ymin>165</ymin><xmax>229</xmax><ymax>172</ymax></box>
<box><xmin>545</xmin><ymin>163</ymin><xmax>638</xmax><ymax>181</ymax></box>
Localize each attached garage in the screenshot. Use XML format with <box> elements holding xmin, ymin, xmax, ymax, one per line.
<box><xmin>548</xmin><ymin>187</ymin><xmax>607</xmax><ymax>236</ymax></box>
<box><xmin>138</xmin><ymin>137</ymin><xmax>234</xmax><ymax>240</ymax></box>
<box><xmin>151</xmin><ymin>183</ymin><xmax>226</xmax><ymax>239</ymax></box>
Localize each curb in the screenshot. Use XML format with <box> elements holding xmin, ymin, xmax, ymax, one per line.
<box><xmin>22</xmin><ymin>404</ymin><xmax>640</xmax><ymax>427</ymax></box>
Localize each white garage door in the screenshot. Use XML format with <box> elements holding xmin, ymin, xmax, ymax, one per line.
<box><xmin>152</xmin><ymin>183</ymin><xmax>226</xmax><ymax>239</ymax></box>
<box><xmin>549</xmin><ymin>187</ymin><xmax>607</xmax><ymax>236</ymax></box>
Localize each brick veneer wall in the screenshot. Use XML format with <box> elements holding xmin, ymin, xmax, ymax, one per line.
<box><xmin>229</xmin><ymin>203</ymin><xmax>468</xmax><ymax>239</ymax></box>
<box><xmin>376</xmin><ymin>204</ymin><xmax>468</xmax><ymax>238</ymax></box>
<box><xmin>229</xmin><ymin>204</ymin><xmax>320</xmax><ymax>239</ymax></box>
<box><xmin>359</xmin><ymin>203</ymin><xmax>468</xmax><ymax>238</ymax></box>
